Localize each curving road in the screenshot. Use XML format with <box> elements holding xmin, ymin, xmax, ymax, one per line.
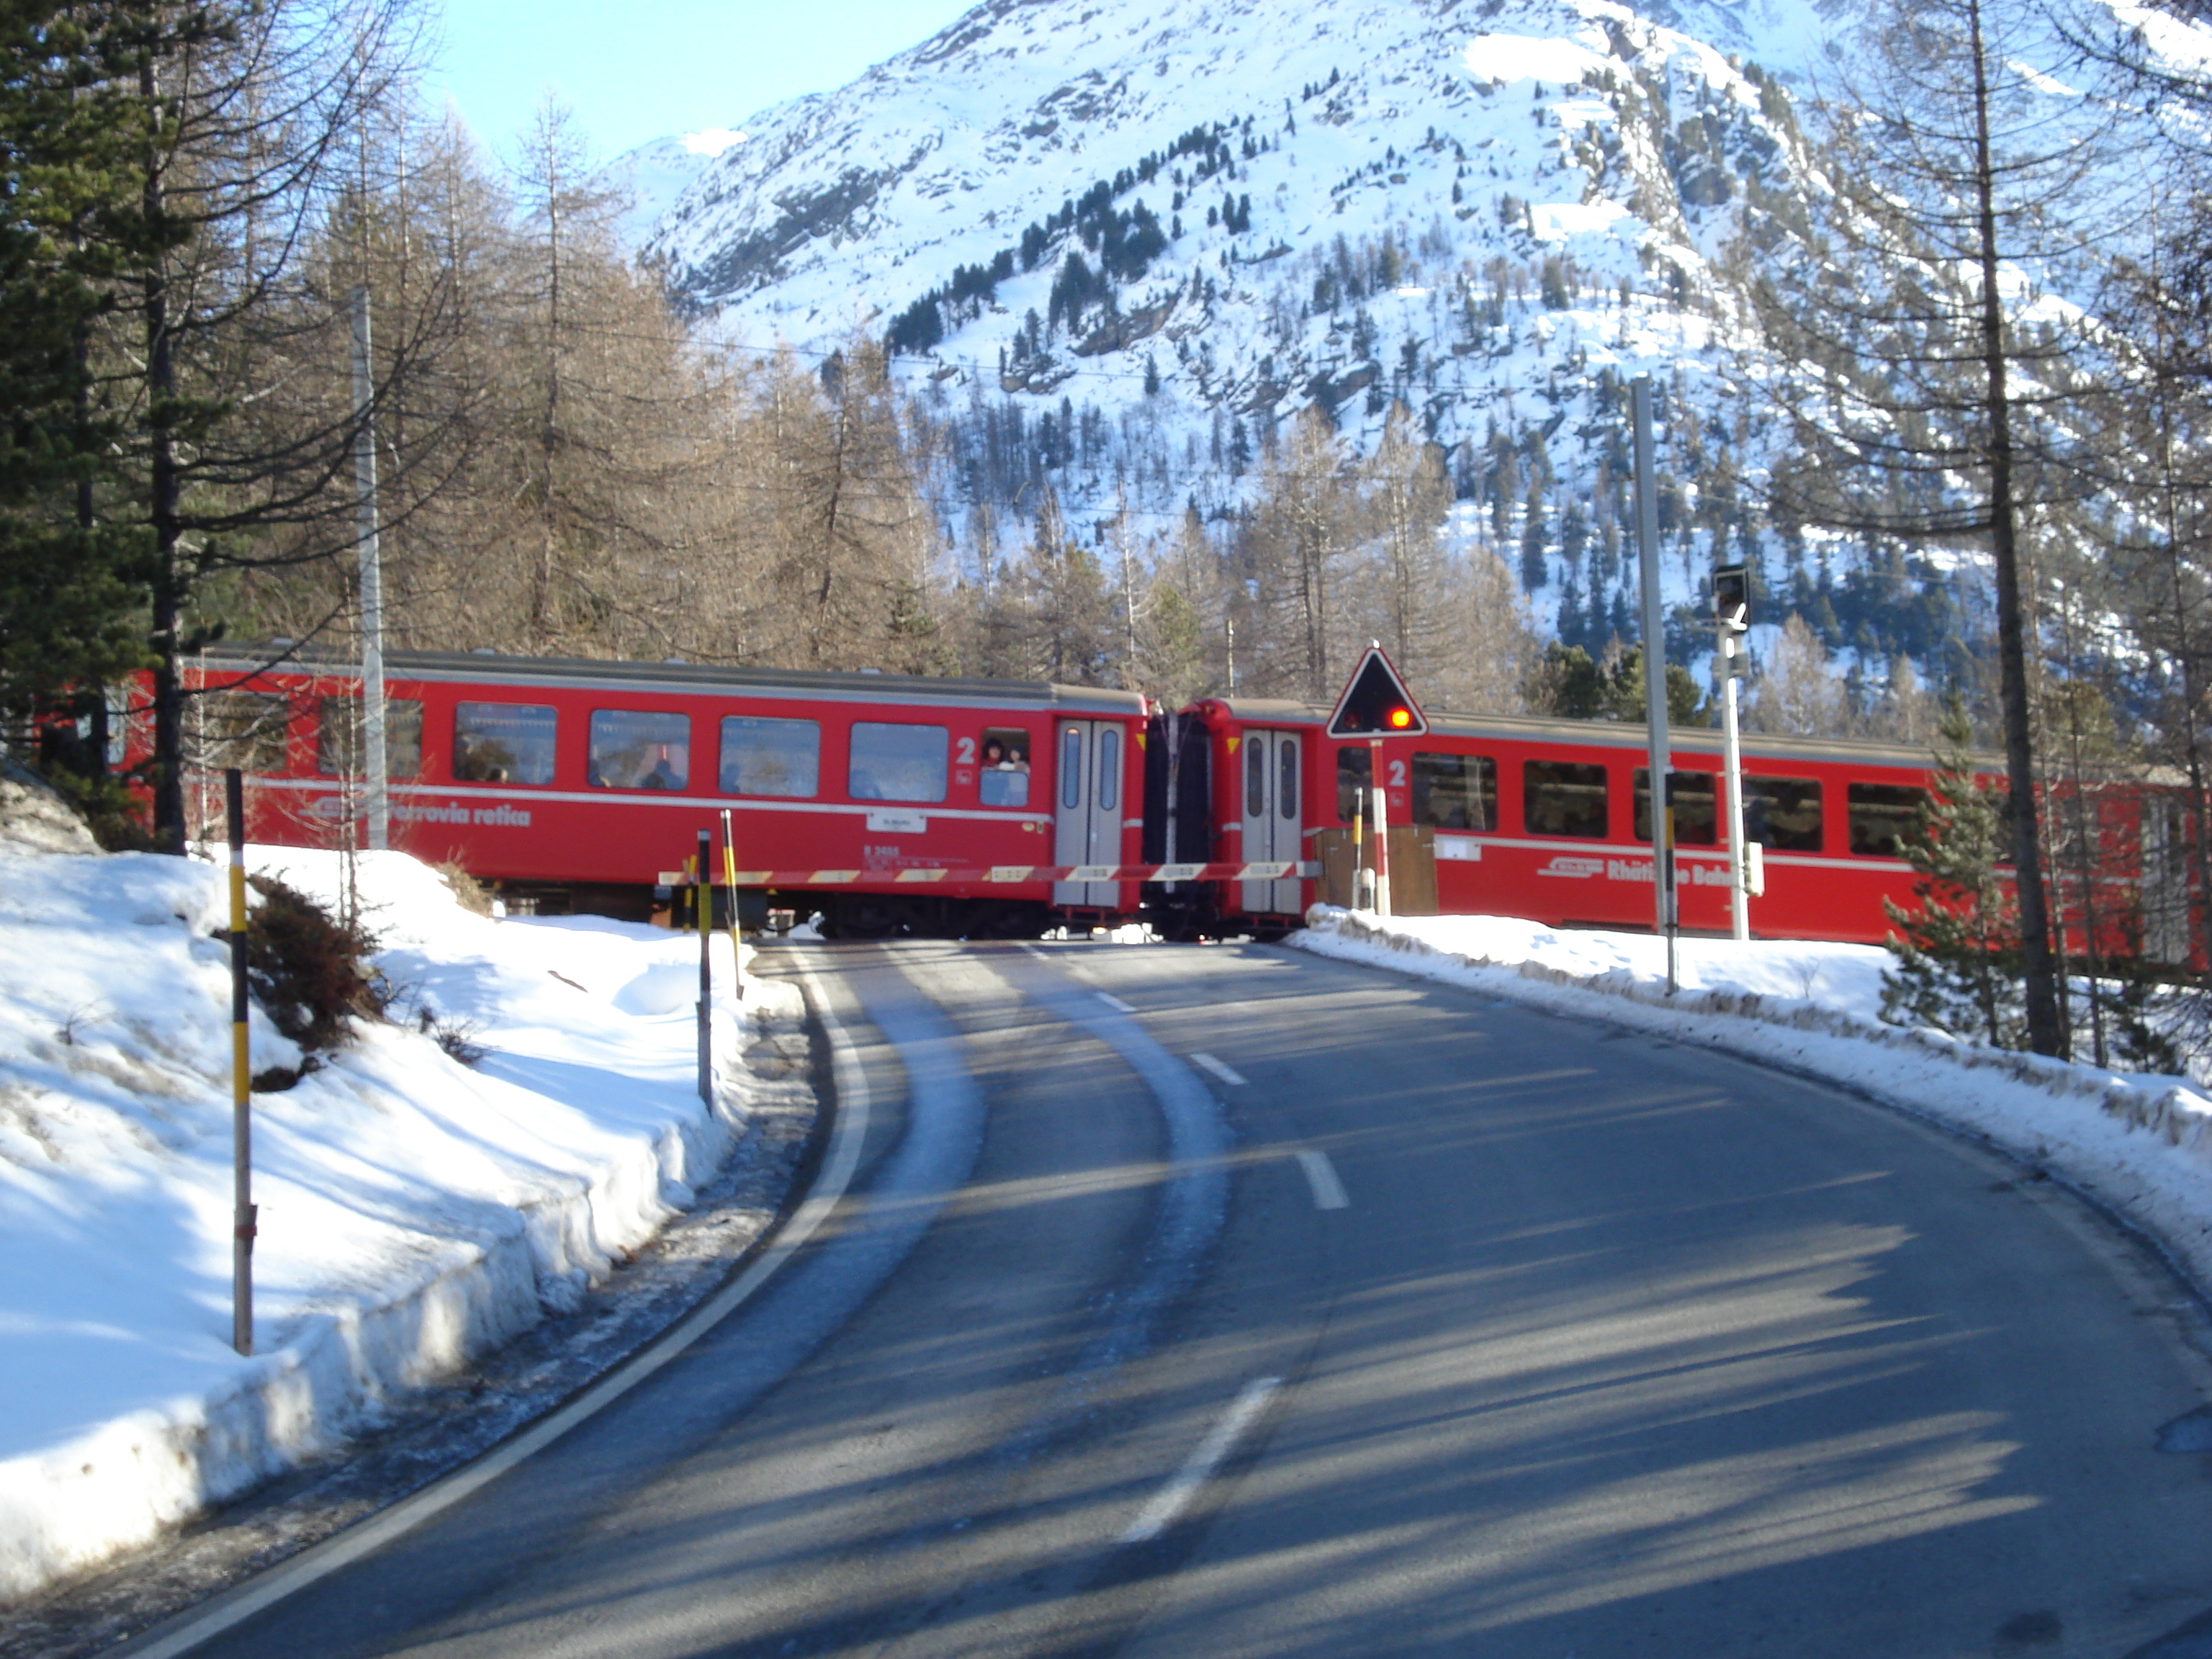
<box><xmin>117</xmin><ymin>939</ymin><xmax>2212</xmax><ymax>1658</ymax></box>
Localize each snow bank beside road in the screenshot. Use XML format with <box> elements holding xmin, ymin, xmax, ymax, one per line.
<box><xmin>0</xmin><ymin>845</ymin><xmax>796</xmax><ymax>1601</ymax></box>
<box><xmin>1293</xmin><ymin>907</ymin><xmax>2212</xmax><ymax>1296</ymax></box>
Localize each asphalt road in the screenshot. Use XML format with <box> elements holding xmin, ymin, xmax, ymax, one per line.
<box><xmin>117</xmin><ymin>938</ymin><xmax>2212</xmax><ymax>1658</ymax></box>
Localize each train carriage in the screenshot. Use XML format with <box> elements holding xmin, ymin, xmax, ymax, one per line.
<box><xmin>1156</xmin><ymin>696</ymin><xmax>2159</xmax><ymax>949</ymax></box>
<box><xmin>145</xmin><ymin>647</ymin><xmax>1153</xmax><ymax>935</ymax></box>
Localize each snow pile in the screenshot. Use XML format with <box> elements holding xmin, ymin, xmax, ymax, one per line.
<box><xmin>0</xmin><ymin>760</ymin><xmax>96</xmax><ymax>858</ymax></box>
<box><xmin>0</xmin><ymin>844</ymin><xmax>796</xmax><ymax>1601</ymax></box>
<box><xmin>1295</xmin><ymin>907</ymin><xmax>2212</xmax><ymax>1294</ymax></box>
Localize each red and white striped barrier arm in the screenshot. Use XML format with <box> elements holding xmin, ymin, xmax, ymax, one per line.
<box><xmin>660</xmin><ymin>860</ymin><xmax>1320</xmax><ymax>888</ymax></box>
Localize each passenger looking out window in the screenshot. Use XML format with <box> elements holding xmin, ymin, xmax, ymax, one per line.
<box><xmin>979</xmin><ymin>726</ymin><xmax>1031</xmax><ymax>806</ymax></box>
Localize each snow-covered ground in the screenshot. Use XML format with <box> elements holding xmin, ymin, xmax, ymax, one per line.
<box><xmin>1295</xmin><ymin>906</ymin><xmax>2212</xmax><ymax>1305</ymax></box>
<box><xmin>0</xmin><ymin>842</ymin><xmax>799</xmax><ymax>1601</ymax></box>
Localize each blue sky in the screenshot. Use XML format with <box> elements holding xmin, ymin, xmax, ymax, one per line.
<box><xmin>427</xmin><ymin>0</ymin><xmax>978</xmax><ymax>161</ymax></box>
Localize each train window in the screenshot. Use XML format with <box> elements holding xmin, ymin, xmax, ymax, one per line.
<box><xmin>1336</xmin><ymin>745</ymin><xmax>1371</xmax><ymax>822</ymax></box>
<box><xmin>315</xmin><ymin>698</ymin><xmax>422</xmax><ymax>778</ymax></box>
<box><xmin>1522</xmin><ymin>760</ymin><xmax>1609</xmax><ymax>838</ymax></box>
<box><xmin>1632</xmin><ymin>769</ymin><xmax>1718</xmax><ymax>845</ymax></box>
<box><xmin>589</xmin><ymin>709</ymin><xmax>690</xmax><ymax>791</ymax></box>
<box><xmin>979</xmin><ymin>727</ymin><xmax>1030</xmax><ymax>806</ymax></box>
<box><xmin>1413</xmin><ymin>752</ymin><xmax>1496</xmax><ymax>830</ymax></box>
<box><xmin>1099</xmin><ymin>728</ymin><xmax>1120</xmax><ymax>811</ymax></box>
<box><xmin>1247</xmin><ymin>738</ymin><xmax>1267</xmax><ymax>817</ymax></box>
<box><xmin>1745</xmin><ymin>775</ymin><xmax>1824</xmax><ymax>851</ymax></box>
<box><xmin>721</xmin><ymin>716</ymin><xmax>819</xmax><ymax>797</ymax></box>
<box><xmin>1848</xmin><ymin>782</ymin><xmax>1926</xmax><ymax>856</ymax></box>
<box><xmin>850</xmin><ymin>721</ymin><xmax>948</xmax><ymax>803</ymax></box>
<box><xmin>1278</xmin><ymin>738</ymin><xmax>1297</xmax><ymax>819</ymax></box>
<box><xmin>199</xmin><ymin>691</ymin><xmax>289</xmax><ymax>775</ymax></box>
<box><xmin>1064</xmin><ymin>728</ymin><xmax>1084</xmax><ymax>809</ymax></box>
<box><xmin>452</xmin><ymin>702</ymin><xmax>557</xmax><ymax>785</ymax></box>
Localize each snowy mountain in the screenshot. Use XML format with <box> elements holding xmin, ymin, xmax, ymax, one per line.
<box><xmin>618</xmin><ymin>0</ymin><xmax>2161</xmax><ymax>684</ymax></box>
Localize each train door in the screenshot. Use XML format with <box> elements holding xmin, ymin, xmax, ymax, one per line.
<box><xmin>1053</xmin><ymin>719</ymin><xmax>1123</xmax><ymax>908</ymax></box>
<box><xmin>1239</xmin><ymin>729</ymin><xmax>1303</xmax><ymax>914</ymax></box>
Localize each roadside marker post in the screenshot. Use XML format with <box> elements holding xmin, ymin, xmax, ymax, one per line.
<box><xmin>1351</xmin><ymin>791</ymin><xmax>1371</xmax><ymax>910</ymax></box>
<box><xmin>225</xmin><ymin>770</ymin><xmax>256</xmax><ymax>1357</ymax></box>
<box><xmin>721</xmin><ymin>809</ymin><xmax>744</xmax><ymax>1002</ymax></box>
<box><xmin>696</xmin><ymin>828</ymin><xmax>713</xmax><ymax>1105</ymax></box>
<box><xmin>1369</xmin><ymin>740</ymin><xmax>1392</xmax><ymax>918</ymax></box>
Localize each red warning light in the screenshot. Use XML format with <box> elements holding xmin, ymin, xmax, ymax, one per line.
<box><xmin>1326</xmin><ymin>646</ymin><xmax>1428</xmax><ymax>738</ymax></box>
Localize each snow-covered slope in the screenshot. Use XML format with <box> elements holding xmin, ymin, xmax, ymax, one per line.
<box><xmin>0</xmin><ymin>845</ymin><xmax>793</xmax><ymax>1599</ymax></box>
<box><xmin>629</xmin><ymin>0</ymin><xmax>2184</xmax><ymax>683</ymax></box>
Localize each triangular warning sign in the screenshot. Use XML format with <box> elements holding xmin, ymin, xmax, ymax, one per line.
<box><xmin>1326</xmin><ymin>645</ymin><xmax>1428</xmax><ymax>737</ymax></box>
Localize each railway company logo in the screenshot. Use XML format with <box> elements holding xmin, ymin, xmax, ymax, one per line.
<box><xmin>385</xmin><ymin>800</ymin><xmax>534</xmax><ymax>828</ymax></box>
<box><xmin>1536</xmin><ymin>855</ymin><xmax>1605</xmax><ymax>880</ymax></box>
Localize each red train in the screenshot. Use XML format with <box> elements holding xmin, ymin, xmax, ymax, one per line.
<box><xmin>151</xmin><ymin>646</ymin><xmax>1151</xmax><ymax>935</ymax></box>
<box><xmin>130</xmin><ymin>644</ymin><xmax>2191</xmax><ymax>951</ymax></box>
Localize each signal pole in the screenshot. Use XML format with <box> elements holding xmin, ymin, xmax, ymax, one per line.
<box><xmin>1714</xmin><ymin>564</ymin><xmax>1752</xmax><ymax>942</ymax></box>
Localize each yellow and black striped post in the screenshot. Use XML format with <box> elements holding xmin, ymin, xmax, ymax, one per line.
<box><xmin>720</xmin><ymin>808</ymin><xmax>743</xmax><ymax>1002</ymax></box>
<box><xmin>696</xmin><ymin>827</ymin><xmax>713</xmax><ymax>1105</ymax></box>
<box><xmin>226</xmin><ymin>769</ymin><xmax>256</xmax><ymax>1357</ymax></box>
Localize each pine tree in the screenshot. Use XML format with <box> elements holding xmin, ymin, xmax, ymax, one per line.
<box><xmin>0</xmin><ymin>0</ymin><xmax>164</xmax><ymax>747</ymax></box>
<box><xmin>1880</xmin><ymin>698</ymin><xmax>2026</xmax><ymax>1047</ymax></box>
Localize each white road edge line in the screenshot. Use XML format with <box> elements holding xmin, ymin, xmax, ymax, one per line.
<box><xmin>1190</xmin><ymin>1051</ymin><xmax>1246</xmax><ymax>1087</ymax></box>
<box><xmin>114</xmin><ymin>957</ymin><xmax>875</xmax><ymax>1659</ymax></box>
<box><xmin>1295</xmin><ymin>1149</ymin><xmax>1350</xmax><ymax>1211</ymax></box>
<box><xmin>1096</xmin><ymin>990</ymin><xmax>1138</xmax><ymax>1015</ymax></box>
<box><xmin>1121</xmin><ymin>1377</ymin><xmax>1282</xmax><ymax>1545</ymax></box>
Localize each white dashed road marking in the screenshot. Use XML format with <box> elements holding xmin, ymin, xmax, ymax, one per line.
<box><xmin>1095</xmin><ymin>991</ymin><xmax>1138</xmax><ymax>1014</ymax></box>
<box><xmin>1189</xmin><ymin>1052</ymin><xmax>1246</xmax><ymax>1087</ymax></box>
<box><xmin>1121</xmin><ymin>1377</ymin><xmax>1282</xmax><ymax>1544</ymax></box>
<box><xmin>1295</xmin><ymin>1149</ymin><xmax>1349</xmax><ymax>1211</ymax></box>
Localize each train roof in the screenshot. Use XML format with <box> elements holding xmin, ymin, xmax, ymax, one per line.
<box><xmin>1191</xmin><ymin>695</ymin><xmax>1977</xmax><ymax>771</ymax></box>
<box><xmin>197</xmin><ymin>642</ymin><xmax>1148</xmax><ymax>716</ymax></box>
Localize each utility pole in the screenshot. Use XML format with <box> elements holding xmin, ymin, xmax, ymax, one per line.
<box><xmin>349</xmin><ymin>287</ymin><xmax>388</xmax><ymax>851</ymax></box>
<box><xmin>1632</xmin><ymin>376</ymin><xmax>1676</xmax><ymax>992</ymax></box>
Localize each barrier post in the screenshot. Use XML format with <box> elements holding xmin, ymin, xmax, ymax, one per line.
<box><xmin>226</xmin><ymin>769</ymin><xmax>256</xmax><ymax>1357</ymax></box>
<box><xmin>696</xmin><ymin>827</ymin><xmax>713</xmax><ymax>1105</ymax></box>
<box><xmin>1352</xmin><ymin>788</ymin><xmax>1372</xmax><ymax>910</ymax></box>
<box><xmin>721</xmin><ymin>808</ymin><xmax>743</xmax><ymax>1001</ymax></box>
<box><xmin>1370</xmin><ymin>739</ymin><xmax>1392</xmax><ymax>917</ymax></box>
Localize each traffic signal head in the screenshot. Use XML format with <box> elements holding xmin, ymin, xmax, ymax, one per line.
<box><xmin>1712</xmin><ymin>564</ymin><xmax>1750</xmax><ymax>634</ymax></box>
<box><xmin>1326</xmin><ymin>647</ymin><xmax>1429</xmax><ymax>737</ymax></box>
